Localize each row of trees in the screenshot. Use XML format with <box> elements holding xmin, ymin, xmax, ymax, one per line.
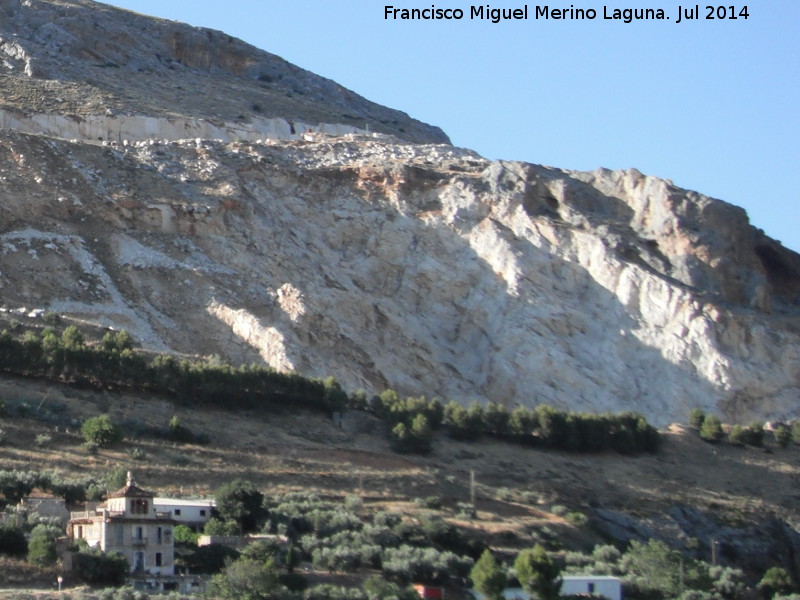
<box><xmin>372</xmin><ymin>391</ymin><xmax>660</xmax><ymax>455</ymax></box>
<box><xmin>691</xmin><ymin>409</ymin><xmax>796</xmax><ymax>448</ymax></box>
<box><xmin>0</xmin><ymin>326</ymin><xmax>662</xmax><ymax>458</ymax></box>
<box><xmin>472</xmin><ymin>544</ymin><xmax>562</xmax><ymax>600</ymax></box>
<box><xmin>0</xmin><ymin>327</ymin><xmax>345</xmax><ymax>416</ymax></box>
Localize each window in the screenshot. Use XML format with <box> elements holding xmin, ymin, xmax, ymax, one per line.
<box><xmin>199</xmin><ymin>509</ymin><xmax>206</xmax><ymax>516</ymax></box>
<box><xmin>115</xmin><ymin>524</ymin><xmax>123</xmax><ymax>545</ymax></box>
<box><xmin>174</xmin><ymin>509</ymin><xmax>181</xmax><ymax>516</ymax></box>
<box><xmin>131</xmin><ymin>499</ymin><xmax>149</xmax><ymax>514</ymax></box>
<box><xmin>157</xmin><ymin>527</ymin><xmax>162</xmax><ymax>544</ymax></box>
<box><xmin>134</xmin><ymin>551</ymin><xmax>144</xmax><ymax>571</ymax></box>
<box><xmin>155</xmin><ymin>552</ymin><xmax>163</xmax><ymax>567</ymax></box>
<box><xmin>588</xmin><ymin>583</ymin><xmax>596</xmax><ymax>594</ymax></box>
<box><xmin>77</xmin><ymin>525</ymin><xmax>83</xmax><ymax>538</ymax></box>
<box><xmin>135</xmin><ymin>526</ymin><xmax>144</xmax><ymax>541</ymax></box>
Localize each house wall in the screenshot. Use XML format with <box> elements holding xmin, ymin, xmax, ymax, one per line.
<box><xmin>103</xmin><ymin>521</ymin><xmax>175</xmax><ymax>576</ymax></box>
<box><xmin>153</xmin><ymin>498</ymin><xmax>214</xmax><ymax>528</ymax></box>
<box><xmin>562</xmin><ymin>576</ymin><xmax>622</xmax><ymax>600</ymax></box>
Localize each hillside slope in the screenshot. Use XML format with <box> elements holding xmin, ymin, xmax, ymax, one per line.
<box><xmin>1</xmin><ymin>376</ymin><xmax>799</xmax><ymax>580</ymax></box>
<box><xmin>0</xmin><ymin>0</ymin><xmax>448</xmax><ymax>144</ymax></box>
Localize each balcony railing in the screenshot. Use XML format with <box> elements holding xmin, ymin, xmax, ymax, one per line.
<box><xmin>131</xmin><ymin>536</ymin><xmax>148</xmax><ymax>546</ymax></box>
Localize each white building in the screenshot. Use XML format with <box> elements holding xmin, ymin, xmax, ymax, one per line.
<box><xmin>153</xmin><ymin>497</ymin><xmax>215</xmax><ymax>531</ymax></box>
<box><xmin>471</xmin><ymin>576</ymin><xmax>622</xmax><ymax>600</ymax></box>
<box><xmin>67</xmin><ymin>472</ymin><xmax>175</xmax><ymax>578</ymax></box>
<box><xmin>562</xmin><ymin>575</ymin><xmax>622</xmax><ymax>600</ymax></box>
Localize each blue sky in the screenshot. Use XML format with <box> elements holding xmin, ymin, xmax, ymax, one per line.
<box><xmin>103</xmin><ymin>1</ymin><xmax>799</xmax><ymax>253</ymax></box>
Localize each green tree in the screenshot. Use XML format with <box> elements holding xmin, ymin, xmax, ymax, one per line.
<box><xmin>363</xmin><ymin>574</ymin><xmax>418</xmax><ymax>600</ymax></box>
<box><xmin>509</xmin><ymin>406</ymin><xmax>535</xmax><ymax>438</ymax></box>
<box><xmin>209</xmin><ymin>557</ymin><xmax>281</xmax><ymax>600</ymax></box>
<box><xmin>75</xmin><ymin>550</ymin><xmax>129</xmax><ymax>586</ymax></box>
<box><xmin>390</xmin><ymin>413</ymin><xmax>434</xmax><ymax>454</ymax></box>
<box><xmin>204</xmin><ymin>517</ymin><xmax>241</xmax><ymax>536</ymax></box>
<box><xmin>444</xmin><ymin>401</ymin><xmax>484</xmax><ymax>441</ymax></box>
<box><xmin>622</xmin><ymin>539</ymin><xmax>709</xmax><ymax>597</ymax></box>
<box><xmin>484</xmin><ymin>402</ymin><xmax>510</xmax><ymax>437</ymax></box>
<box><xmin>747</xmin><ymin>422</ymin><xmax>765</xmax><ymax>447</ymax></box>
<box><xmin>793</xmin><ymin>422</ymin><xmax>800</xmax><ymax>446</ymax></box>
<box><xmin>174</xmin><ymin>524</ymin><xmax>200</xmax><ymax>545</ymax></box>
<box><xmin>81</xmin><ymin>414</ymin><xmax>122</xmax><ymax>448</ymax></box>
<box><xmin>758</xmin><ymin>567</ymin><xmax>794</xmax><ymax>599</ymax></box>
<box><xmin>0</xmin><ymin>525</ymin><xmax>27</xmax><ymax>557</ymax></box>
<box><xmin>61</xmin><ymin>325</ymin><xmax>85</xmax><ymax>350</ymax></box>
<box><xmin>27</xmin><ymin>524</ymin><xmax>58</xmax><ymax>566</ymax></box>
<box><xmin>689</xmin><ymin>408</ymin><xmax>706</xmax><ymax>430</ymax></box>
<box><xmin>322</xmin><ymin>377</ymin><xmax>348</xmax><ymax>412</ymax></box>
<box><xmin>214</xmin><ymin>479</ymin><xmax>265</xmax><ymax>533</ymax></box>
<box><xmin>728</xmin><ymin>425</ymin><xmax>748</xmax><ymax>446</ymax></box>
<box><xmin>774</xmin><ymin>425</ymin><xmax>792</xmax><ymax>448</ymax></box>
<box><xmin>471</xmin><ymin>549</ymin><xmax>507</xmax><ymax>600</ymax></box>
<box><xmin>514</xmin><ymin>544</ymin><xmax>562</xmax><ymax>600</ymax></box>
<box><xmin>178</xmin><ymin>543</ymin><xmax>239</xmax><ymax>575</ymax></box>
<box><xmin>700</xmin><ymin>415</ymin><xmax>724</xmax><ymax>443</ymax></box>
<box><xmin>102</xmin><ymin>330</ymin><xmax>134</xmax><ymax>353</ymax></box>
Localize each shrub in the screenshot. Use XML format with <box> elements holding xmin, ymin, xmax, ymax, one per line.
<box><xmin>168</xmin><ymin>415</ymin><xmax>196</xmax><ymax>443</ymax></box>
<box><xmin>565</xmin><ymin>511</ymin><xmax>589</xmax><ymax>527</ymax></box>
<box><xmin>34</xmin><ymin>433</ymin><xmax>52</xmax><ymax>447</ymax></box>
<box><xmin>81</xmin><ymin>415</ymin><xmax>122</xmax><ymax>448</ymax></box>
<box><xmin>382</xmin><ymin>544</ymin><xmax>473</xmax><ymax>584</ymax></box>
<box><xmin>700</xmin><ymin>415</ymin><xmax>724</xmax><ymax>443</ymax></box>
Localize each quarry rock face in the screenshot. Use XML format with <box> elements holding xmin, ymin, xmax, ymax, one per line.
<box><xmin>0</xmin><ymin>0</ymin><xmax>798</xmax><ymax>426</ymax></box>
<box><xmin>0</xmin><ymin>130</ymin><xmax>798</xmax><ymax>425</ymax></box>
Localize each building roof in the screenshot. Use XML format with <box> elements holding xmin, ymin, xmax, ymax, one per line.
<box><xmin>106</xmin><ymin>471</ymin><xmax>155</xmax><ymax>499</ymax></box>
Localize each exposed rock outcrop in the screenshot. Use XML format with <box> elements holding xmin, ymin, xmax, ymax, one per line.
<box><xmin>0</xmin><ymin>130</ymin><xmax>797</xmax><ymax>425</ymax></box>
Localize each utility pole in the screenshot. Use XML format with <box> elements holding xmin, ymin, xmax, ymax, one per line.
<box><xmin>470</xmin><ymin>470</ymin><xmax>476</xmax><ymax>509</ymax></box>
<box><xmin>711</xmin><ymin>538</ymin><xmax>719</xmax><ymax>566</ymax></box>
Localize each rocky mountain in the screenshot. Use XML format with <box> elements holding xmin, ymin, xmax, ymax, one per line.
<box><xmin>0</xmin><ymin>0</ymin><xmax>447</xmax><ymax>144</ymax></box>
<box><xmin>0</xmin><ymin>0</ymin><xmax>798</xmax><ymax>426</ymax></box>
